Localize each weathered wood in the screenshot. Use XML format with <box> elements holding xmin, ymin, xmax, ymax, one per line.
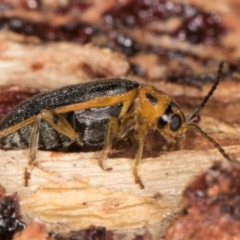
<box><xmin>0</xmin><ymin>117</ymin><xmax>239</xmax><ymax>239</ymax></box>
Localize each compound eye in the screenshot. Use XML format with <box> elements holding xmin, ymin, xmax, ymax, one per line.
<box><xmin>157</xmin><ymin>115</ymin><xmax>168</xmax><ymax>129</ymax></box>
<box><xmin>170</xmin><ymin>115</ymin><xmax>182</xmax><ymax>132</ymax></box>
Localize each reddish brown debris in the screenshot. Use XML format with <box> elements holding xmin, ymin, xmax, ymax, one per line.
<box><xmin>164</xmin><ymin>162</ymin><xmax>240</xmax><ymax>240</ymax></box>
<box><xmin>0</xmin><ymin>194</ymin><xmax>25</xmax><ymax>240</ymax></box>
<box><xmin>52</xmin><ymin>226</ymin><xmax>113</xmax><ymax>240</ymax></box>
<box><xmin>0</xmin><ymin>86</ymin><xmax>39</xmax><ymax>121</ymax></box>
<box><xmin>104</xmin><ymin>0</ymin><xmax>226</xmax><ymax>45</ymax></box>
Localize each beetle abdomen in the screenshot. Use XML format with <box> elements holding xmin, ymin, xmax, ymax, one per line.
<box><xmin>73</xmin><ymin>104</ymin><xmax>123</xmax><ymax>146</ymax></box>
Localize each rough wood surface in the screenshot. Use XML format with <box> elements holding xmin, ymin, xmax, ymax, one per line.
<box><xmin>0</xmin><ymin>116</ymin><xmax>240</xmax><ymax>239</ymax></box>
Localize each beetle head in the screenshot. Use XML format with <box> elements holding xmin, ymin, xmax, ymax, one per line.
<box><xmin>137</xmin><ymin>62</ymin><xmax>232</xmax><ymax>162</ymax></box>
<box><xmin>138</xmin><ymin>85</ymin><xmax>187</xmax><ymax>142</ymax></box>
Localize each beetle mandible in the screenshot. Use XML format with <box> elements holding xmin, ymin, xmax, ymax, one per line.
<box><xmin>0</xmin><ymin>62</ymin><xmax>232</xmax><ymax>188</ymax></box>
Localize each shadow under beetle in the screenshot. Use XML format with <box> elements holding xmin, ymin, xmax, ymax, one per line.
<box><xmin>0</xmin><ymin>62</ymin><xmax>232</xmax><ymax>188</ymax></box>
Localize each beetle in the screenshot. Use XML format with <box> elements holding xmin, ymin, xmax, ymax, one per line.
<box><xmin>0</xmin><ymin>62</ymin><xmax>232</xmax><ymax>188</ymax></box>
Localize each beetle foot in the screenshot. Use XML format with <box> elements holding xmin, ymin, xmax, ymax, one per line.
<box><xmin>135</xmin><ymin>177</ymin><xmax>144</xmax><ymax>189</ymax></box>
<box><xmin>99</xmin><ymin>149</ymin><xmax>113</xmax><ymax>171</ymax></box>
<box><xmin>133</xmin><ymin>169</ymin><xmax>144</xmax><ymax>189</ymax></box>
<box><xmin>98</xmin><ymin>160</ymin><xmax>112</xmax><ymax>171</ymax></box>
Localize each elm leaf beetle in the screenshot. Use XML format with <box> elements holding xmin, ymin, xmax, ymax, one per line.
<box><xmin>0</xmin><ymin>62</ymin><xmax>232</xmax><ymax>188</ymax></box>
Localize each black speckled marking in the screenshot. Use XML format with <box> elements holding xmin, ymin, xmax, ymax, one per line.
<box><xmin>145</xmin><ymin>93</ymin><xmax>158</xmax><ymax>105</ymax></box>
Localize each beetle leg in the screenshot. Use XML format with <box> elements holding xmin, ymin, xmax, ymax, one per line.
<box><xmin>24</xmin><ymin>109</ymin><xmax>80</xmax><ymax>187</ymax></box>
<box><xmin>29</xmin><ymin>114</ymin><xmax>41</xmax><ymax>163</ymax></box>
<box><xmin>39</xmin><ymin>109</ymin><xmax>80</xmax><ymax>141</ymax></box>
<box><xmin>133</xmin><ymin>140</ymin><xmax>144</xmax><ymax>189</ymax></box>
<box><xmin>28</xmin><ymin>109</ymin><xmax>80</xmax><ymax>161</ymax></box>
<box><xmin>99</xmin><ymin>117</ymin><xmax>119</xmax><ymax>171</ymax></box>
<box><xmin>133</xmin><ymin>122</ymin><xmax>146</xmax><ymax>189</ymax></box>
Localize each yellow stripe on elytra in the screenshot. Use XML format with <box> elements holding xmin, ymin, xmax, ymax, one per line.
<box><xmin>55</xmin><ymin>88</ymin><xmax>138</xmax><ymax>117</ymax></box>
<box><xmin>0</xmin><ymin>116</ymin><xmax>36</xmax><ymax>138</ymax></box>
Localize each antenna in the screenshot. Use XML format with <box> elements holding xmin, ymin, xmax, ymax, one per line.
<box><xmin>187</xmin><ymin>62</ymin><xmax>224</xmax><ymax>122</ymax></box>
<box><xmin>188</xmin><ymin>124</ymin><xmax>232</xmax><ymax>162</ymax></box>
<box><xmin>186</xmin><ymin>62</ymin><xmax>232</xmax><ymax>162</ymax></box>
